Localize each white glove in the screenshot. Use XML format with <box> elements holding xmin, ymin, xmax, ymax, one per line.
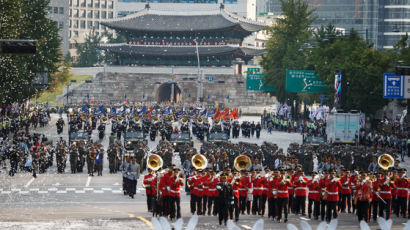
<box><xmin>272</xmin><ymin>191</ymin><xmax>277</xmax><ymax>195</ymax></box>
<box><xmin>216</xmin><ymin>185</ymin><xmax>221</xmax><ymax>190</ymax></box>
<box><xmin>167</xmin><ymin>186</ymin><xmax>170</xmax><ymax>191</ymax></box>
<box><xmin>230</xmin><ymin>201</ymin><xmax>234</xmax><ymax>205</ymax></box>
<box><xmin>375</xmin><ymin>192</ymin><xmax>380</xmax><ymax>196</ymax></box>
<box><xmin>322</xmin><ymin>192</ymin><xmax>325</xmax><ymax>196</ymax></box>
<box><xmin>344</xmin><ymin>182</ymin><xmax>348</xmax><ymax>185</ymax></box>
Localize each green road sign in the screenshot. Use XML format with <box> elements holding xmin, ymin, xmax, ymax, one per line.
<box><xmin>247</xmin><ymin>67</ymin><xmax>261</xmax><ymax>74</ymax></box>
<box><xmin>246</xmin><ymin>73</ymin><xmax>275</xmax><ymax>92</ymax></box>
<box><xmin>286</xmin><ymin>70</ymin><xmax>328</xmax><ymax>93</ymax></box>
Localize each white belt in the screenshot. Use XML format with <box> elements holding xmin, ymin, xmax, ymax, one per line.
<box><xmin>328</xmin><ymin>192</ymin><xmax>338</xmax><ymax>195</ymax></box>
<box><xmin>208</xmin><ymin>189</ymin><xmax>216</xmax><ymax>191</ymax></box>
<box><xmin>288</xmin><ymin>187</ymin><xmax>293</xmax><ymax>190</ymax></box>
<box><xmin>203</xmin><ymin>186</ymin><xmax>209</xmax><ymax>189</ymax></box>
<box><xmin>233</xmin><ymin>190</ymin><xmax>239</xmax><ymax>193</ymax></box>
<box><xmin>239</xmin><ymin>188</ymin><xmax>247</xmax><ymax>191</ymax></box>
<box><xmin>253</xmin><ymin>188</ymin><xmax>263</xmax><ymax>190</ymax></box>
<box><xmin>380</xmin><ymin>191</ymin><xmax>391</xmax><ymax>194</ymax></box>
<box><xmin>309</xmin><ymin>191</ymin><xmax>319</xmax><ymax>194</ymax></box>
<box><xmin>170</xmin><ymin>190</ymin><xmax>180</xmax><ymax>194</ymax></box>
<box><xmin>295</xmin><ymin>187</ymin><xmax>307</xmax><ymax>190</ymax></box>
<box><xmin>197</xmin><ymin>189</ymin><xmax>203</xmax><ymax>191</ymax></box>
<box><xmin>278</xmin><ymin>190</ymin><xmax>288</xmax><ymax>193</ymax></box>
<box><xmin>397</xmin><ymin>188</ymin><xmax>408</xmax><ymax>190</ymax></box>
<box><xmin>342</xmin><ymin>187</ymin><xmax>350</xmax><ymax>189</ymax></box>
<box><xmin>263</xmin><ymin>188</ymin><xmax>268</xmax><ymax>190</ymax></box>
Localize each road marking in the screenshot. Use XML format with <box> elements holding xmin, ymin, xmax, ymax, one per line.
<box><xmin>102</xmin><ymin>188</ymin><xmax>112</xmax><ymax>191</ymax></box>
<box><xmin>56</xmin><ymin>191</ymin><xmax>67</xmax><ymax>194</ymax></box>
<box><xmin>11</xmin><ymin>188</ymin><xmax>21</xmax><ymax>192</ymax></box>
<box><xmin>75</xmin><ymin>190</ymin><xmax>86</xmax><ymax>194</ymax></box>
<box><xmin>48</xmin><ymin>188</ymin><xmax>58</xmax><ymax>191</ymax></box>
<box><xmin>241</xmin><ymin>225</ymin><xmax>252</xmax><ymax>229</ymax></box>
<box><xmin>137</xmin><ymin>216</ymin><xmax>154</xmax><ymax>230</ymax></box>
<box><xmin>93</xmin><ymin>190</ymin><xmax>104</xmax><ymax>194</ymax></box>
<box><xmin>86</xmin><ymin>176</ymin><xmax>92</xmax><ymax>187</ymax></box>
<box><xmin>38</xmin><ymin>191</ymin><xmax>48</xmax><ymax>194</ymax></box>
<box><xmin>20</xmin><ymin>191</ymin><xmax>29</xmax><ymax>195</ymax></box>
<box><xmin>54</xmin><ymin>183</ymin><xmax>61</xmax><ymax>186</ymax></box>
<box><xmin>29</xmin><ymin>188</ymin><xmax>39</xmax><ymax>191</ymax></box>
<box><xmin>84</xmin><ymin>188</ymin><xmax>94</xmax><ymax>191</ymax></box>
<box><xmin>113</xmin><ymin>182</ymin><xmax>120</xmax><ymax>186</ymax></box>
<box><xmin>1</xmin><ymin>191</ymin><xmax>11</xmax><ymax>194</ymax></box>
<box><xmin>129</xmin><ymin>214</ymin><xmax>135</xmax><ymax>218</ymax></box>
<box><xmin>112</xmin><ymin>190</ymin><xmax>122</xmax><ymax>194</ymax></box>
<box><xmin>24</xmin><ymin>178</ymin><xmax>35</xmax><ymax>188</ymax></box>
<box><xmin>66</xmin><ymin>188</ymin><xmax>76</xmax><ymax>191</ymax></box>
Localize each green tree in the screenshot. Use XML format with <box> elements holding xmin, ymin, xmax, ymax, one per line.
<box><xmin>395</xmin><ymin>33</ymin><xmax>410</xmax><ymax>65</ymax></box>
<box><xmin>261</xmin><ymin>0</ymin><xmax>316</xmax><ymax>104</ymax></box>
<box><xmin>74</xmin><ymin>29</ymin><xmax>103</xmax><ymax>67</ymax></box>
<box><xmin>0</xmin><ymin>0</ymin><xmax>61</xmax><ymax>104</ymax></box>
<box><xmin>311</xmin><ymin>30</ymin><xmax>393</xmax><ymax>114</ymax></box>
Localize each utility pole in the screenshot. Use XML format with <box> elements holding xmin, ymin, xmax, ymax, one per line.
<box><xmin>194</xmin><ymin>39</ymin><xmax>201</xmax><ymax>103</ymax></box>
<box><xmin>171</xmin><ymin>66</ymin><xmax>175</xmax><ymax>103</ymax></box>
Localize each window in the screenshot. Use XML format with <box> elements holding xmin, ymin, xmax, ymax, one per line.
<box><xmin>54</xmin><ymin>7</ymin><xmax>58</xmax><ymax>14</ymax></box>
<box><xmin>74</xmin><ymin>0</ymin><xmax>79</xmax><ymax>6</ymax></box>
<box><xmin>102</xmin><ymin>11</ymin><xmax>106</xmax><ymax>19</ymax></box>
<box><xmin>94</xmin><ymin>0</ymin><xmax>100</xmax><ymax>7</ymax></box>
<box><xmin>59</xmin><ymin>7</ymin><xmax>64</xmax><ymax>14</ymax></box>
<box><xmin>74</xmin><ymin>31</ymin><xmax>79</xmax><ymax>37</ymax></box>
<box><xmin>47</xmin><ymin>6</ymin><xmax>52</xmax><ymax>14</ymax></box>
<box><xmin>94</xmin><ymin>11</ymin><xmax>100</xmax><ymax>18</ymax></box>
<box><xmin>80</xmin><ymin>0</ymin><xmax>86</xmax><ymax>7</ymax></box>
<box><xmin>108</xmin><ymin>1</ymin><xmax>113</xmax><ymax>9</ymax></box>
<box><xmin>59</xmin><ymin>22</ymin><xmax>64</xmax><ymax>29</ymax></box>
<box><xmin>87</xmin><ymin>10</ymin><xmax>92</xmax><ymax>18</ymax></box>
<box><xmin>101</xmin><ymin>0</ymin><xmax>106</xmax><ymax>8</ymax></box>
<box><xmin>80</xmin><ymin>10</ymin><xmax>86</xmax><ymax>17</ymax></box>
<box><xmin>88</xmin><ymin>21</ymin><xmax>93</xmax><ymax>29</ymax></box>
<box><xmin>69</xmin><ymin>20</ymin><xmax>72</xmax><ymax>28</ymax></box>
<box><xmin>69</xmin><ymin>9</ymin><xmax>72</xmax><ymax>17</ymax></box>
<box><xmin>69</xmin><ymin>31</ymin><xmax>72</xmax><ymax>38</ymax></box>
<box><xmin>74</xmin><ymin>20</ymin><xmax>78</xmax><ymax>28</ymax></box>
<box><xmin>69</xmin><ymin>0</ymin><xmax>72</xmax><ymax>6</ymax></box>
<box><xmin>80</xmin><ymin>20</ymin><xmax>86</xmax><ymax>29</ymax></box>
<box><xmin>87</xmin><ymin>0</ymin><xmax>93</xmax><ymax>7</ymax></box>
<box><xmin>108</xmin><ymin>12</ymin><xmax>113</xmax><ymax>19</ymax></box>
<box><xmin>94</xmin><ymin>21</ymin><xmax>100</xmax><ymax>29</ymax></box>
<box><xmin>74</xmin><ymin>9</ymin><xmax>79</xmax><ymax>17</ymax></box>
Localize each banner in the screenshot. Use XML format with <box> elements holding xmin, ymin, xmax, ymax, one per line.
<box><xmin>285</xmin><ymin>70</ymin><xmax>328</xmax><ymax>93</ymax></box>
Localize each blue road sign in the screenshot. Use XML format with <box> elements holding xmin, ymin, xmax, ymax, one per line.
<box><xmin>383</xmin><ymin>73</ymin><xmax>404</xmax><ymax>99</ymax></box>
<box><xmin>208</xmin><ymin>76</ymin><xmax>214</xmax><ymax>82</ymax></box>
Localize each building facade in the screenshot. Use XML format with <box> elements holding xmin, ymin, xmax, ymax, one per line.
<box><xmin>68</xmin><ymin>0</ymin><xmax>117</xmax><ymax>59</ymax></box>
<box><xmin>47</xmin><ymin>0</ymin><xmax>70</xmax><ymax>55</ymax></box>
<box><xmin>100</xmin><ymin>5</ymin><xmax>266</xmax><ymax>67</ymax></box>
<box><xmin>264</xmin><ymin>0</ymin><xmax>410</xmax><ymax>50</ymax></box>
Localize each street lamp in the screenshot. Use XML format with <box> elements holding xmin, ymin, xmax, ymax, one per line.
<box><xmin>193</xmin><ymin>39</ymin><xmax>202</xmax><ymax>103</ymax></box>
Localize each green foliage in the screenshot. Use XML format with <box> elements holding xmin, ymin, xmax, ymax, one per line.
<box><xmin>395</xmin><ymin>33</ymin><xmax>410</xmax><ymax>65</ymax></box>
<box><xmin>261</xmin><ymin>0</ymin><xmax>316</xmax><ymax>103</ymax></box>
<box><xmin>74</xmin><ymin>29</ymin><xmax>103</xmax><ymax>67</ymax></box>
<box><xmin>0</xmin><ymin>0</ymin><xmax>61</xmax><ymax>104</ymax></box>
<box><xmin>311</xmin><ymin>30</ymin><xmax>393</xmax><ymax>114</ymax></box>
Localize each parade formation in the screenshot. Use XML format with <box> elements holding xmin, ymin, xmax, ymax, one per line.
<box><xmin>1</xmin><ymin>103</ymin><xmax>409</xmax><ymax>229</ymax></box>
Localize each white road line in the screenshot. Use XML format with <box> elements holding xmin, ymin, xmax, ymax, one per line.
<box><xmin>113</xmin><ymin>182</ymin><xmax>120</xmax><ymax>186</ymax></box>
<box><xmin>48</xmin><ymin>188</ymin><xmax>58</xmax><ymax>191</ymax></box>
<box><xmin>24</xmin><ymin>178</ymin><xmax>35</xmax><ymax>188</ymax></box>
<box><xmin>1</xmin><ymin>191</ymin><xmax>11</xmax><ymax>194</ymax></box>
<box><xmin>86</xmin><ymin>176</ymin><xmax>92</xmax><ymax>187</ymax></box>
<box><xmin>75</xmin><ymin>190</ymin><xmax>86</xmax><ymax>194</ymax></box>
<box><xmin>38</xmin><ymin>191</ymin><xmax>48</xmax><ymax>194</ymax></box>
<box><xmin>11</xmin><ymin>188</ymin><xmax>21</xmax><ymax>192</ymax></box>
<box><xmin>112</xmin><ymin>190</ymin><xmax>122</xmax><ymax>193</ymax></box>
<box><xmin>29</xmin><ymin>188</ymin><xmax>39</xmax><ymax>191</ymax></box>
<box><xmin>93</xmin><ymin>190</ymin><xmax>104</xmax><ymax>193</ymax></box>
<box><xmin>84</xmin><ymin>188</ymin><xmax>94</xmax><ymax>191</ymax></box>
<box><xmin>66</xmin><ymin>188</ymin><xmax>76</xmax><ymax>191</ymax></box>
<box><xmin>101</xmin><ymin>188</ymin><xmax>112</xmax><ymax>191</ymax></box>
<box><xmin>20</xmin><ymin>191</ymin><xmax>29</xmax><ymax>195</ymax></box>
<box><xmin>56</xmin><ymin>191</ymin><xmax>67</xmax><ymax>194</ymax></box>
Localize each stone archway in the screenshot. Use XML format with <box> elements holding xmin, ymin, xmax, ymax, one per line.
<box><xmin>156</xmin><ymin>83</ymin><xmax>182</xmax><ymax>103</ymax></box>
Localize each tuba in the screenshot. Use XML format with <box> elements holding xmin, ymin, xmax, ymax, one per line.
<box><xmin>147</xmin><ymin>154</ymin><xmax>163</xmax><ymax>171</ymax></box>
<box><xmin>191</xmin><ymin>154</ymin><xmax>208</xmax><ymax>170</ymax></box>
<box><xmin>102</xmin><ymin>116</ymin><xmax>108</xmax><ymax>122</ymax></box>
<box><xmin>118</xmin><ymin>116</ymin><xmax>123</xmax><ymax>122</ymax></box>
<box><xmin>234</xmin><ymin>155</ymin><xmax>252</xmax><ymax>171</ymax></box>
<box><xmin>378</xmin><ymin>153</ymin><xmax>394</xmax><ymax>170</ymax></box>
<box><xmin>182</xmin><ymin>116</ymin><xmax>188</xmax><ymax>124</ymax></box>
<box><xmin>197</xmin><ymin>117</ymin><xmax>203</xmax><ymax>124</ymax></box>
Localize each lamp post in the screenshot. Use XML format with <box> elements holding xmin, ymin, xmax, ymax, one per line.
<box><xmin>193</xmin><ymin>39</ymin><xmax>202</xmax><ymax>103</ymax></box>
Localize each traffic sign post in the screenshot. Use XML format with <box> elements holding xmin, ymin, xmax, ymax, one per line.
<box><xmin>246</xmin><ymin>73</ymin><xmax>274</xmax><ymax>92</ymax></box>
<box><xmin>285</xmin><ymin>70</ymin><xmax>328</xmax><ymax>93</ymax></box>
<box><xmin>383</xmin><ymin>73</ymin><xmax>404</xmax><ymax>99</ymax></box>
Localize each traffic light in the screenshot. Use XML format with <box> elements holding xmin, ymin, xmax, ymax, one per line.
<box><xmin>0</xmin><ymin>39</ymin><xmax>37</xmax><ymax>54</ymax></box>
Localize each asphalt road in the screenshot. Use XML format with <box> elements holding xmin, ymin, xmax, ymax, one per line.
<box><xmin>0</xmin><ymin>114</ymin><xmax>409</xmax><ymax>229</ymax></box>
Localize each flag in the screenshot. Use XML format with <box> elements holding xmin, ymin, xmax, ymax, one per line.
<box><xmin>230</xmin><ymin>108</ymin><xmax>239</xmax><ymax>119</ymax></box>
<box><xmin>148</xmin><ymin>107</ymin><xmax>153</xmax><ymax>117</ymax></box>
<box><xmin>213</xmin><ymin>108</ymin><xmax>220</xmax><ymax>120</ymax></box>
<box><xmin>174</xmin><ymin>110</ymin><xmax>183</xmax><ymax>118</ymax></box>
<box><xmin>200</xmin><ymin>109</ymin><xmax>207</xmax><ymax>117</ymax></box>
<box><xmin>207</xmin><ymin>109</ymin><xmax>215</xmax><ymax>117</ymax></box>
<box><xmin>190</xmin><ymin>108</ymin><xmax>197</xmax><ymax>117</ymax></box>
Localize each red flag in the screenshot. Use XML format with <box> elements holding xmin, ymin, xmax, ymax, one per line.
<box><xmin>148</xmin><ymin>107</ymin><xmax>153</xmax><ymax>117</ymax></box>
<box><xmin>213</xmin><ymin>108</ymin><xmax>220</xmax><ymax>120</ymax></box>
<box><xmin>222</xmin><ymin>108</ymin><xmax>229</xmax><ymax>116</ymax></box>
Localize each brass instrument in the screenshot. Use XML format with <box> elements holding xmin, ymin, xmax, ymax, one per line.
<box><xmin>134</xmin><ymin>117</ymin><xmax>140</xmax><ymax>122</ymax></box>
<box><xmin>147</xmin><ymin>154</ymin><xmax>163</xmax><ymax>171</ymax></box>
<box><xmin>378</xmin><ymin>153</ymin><xmax>394</xmax><ymax>170</ymax></box>
<box><xmin>197</xmin><ymin>117</ymin><xmax>203</xmax><ymax>124</ymax></box>
<box><xmin>182</xmin><ymin>116</ymin><xmax>188</xmax><ymax>124</ymax></box>
<box><xmin>191</xmin><ymin>154</ymin><xmax>208</xmax><ymax>170</ymax></box>
<box><xmin>235</xmin><ymin>178</ymin><xmax>241</xmax><ymax>185</ymax></box>
<box><xmin>118</xmin><ymin>116</ymin><xmax>123</xmax><ymax>122</ymax></box>
<box><xmin>102</xmin><ymin>116</ymin><xmax>108</xmax><ymax>122</ymax></box>
<box><xmin>233</xmin><ymin>155</ymin><xmax>252</xmax><ymax>171</ymax></box>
